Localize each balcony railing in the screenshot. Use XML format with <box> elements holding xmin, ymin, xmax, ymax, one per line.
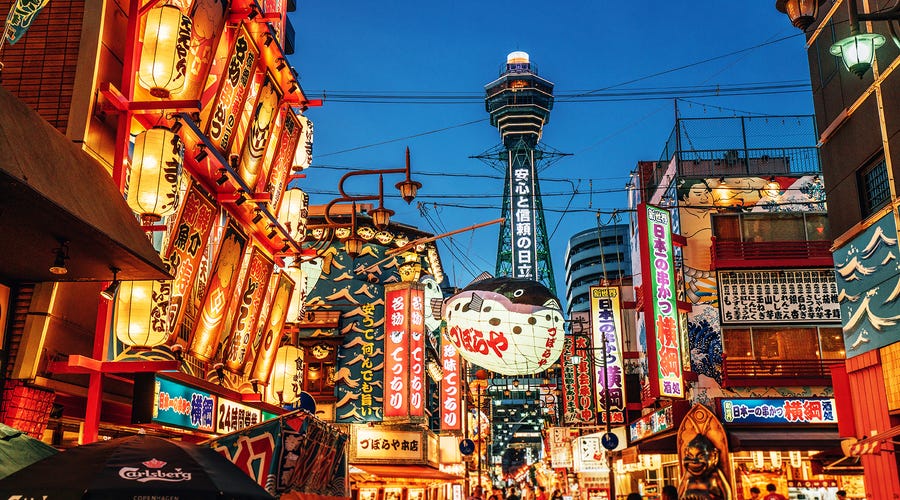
<box><xmin>722</xmin><ymin>357</ymin><xmax>843</xmax><ymax>388</ymax></box>
<box><xmin>711</xmin><ymin>239</ymin><xmax>834</xmax><ymax>269</ymax></box>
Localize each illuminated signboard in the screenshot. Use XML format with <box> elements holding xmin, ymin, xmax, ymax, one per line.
<box><xmin>548</xmin><ymin>427</ymin><xmax>577</xmax><ymax>468</ymax></box>
<box><xmin>384</xmin><ymin>284</ymin><xmax>411</xmax><ymax>419</ymax></box>
<box><xmin>719</xmin><ymin>270</ymin><xmax>840</xmax><ymax>324</ymax></box>
<box><xmin>350</xmin><ymin>426</ymin><xmax>427</xmax><ymax>464</ymax></box>
<box><xmin>562</xmin><ymin>311</ymin><xmax>596</xmax><ymax>425</ymax></box>
<box><xmin>153</xmin><ymin>376</ymin><xmax>215</xmax><ymax>432</ymax></box>
<box><xmin>249</xmin><ymin>271</ymin><xmax>295</xmax><ymax>384</ymax></box>
<box><xmin>572</xmin><ymin>435</ymin><xmax>606</xmax><ymax>473</ymax></box>
<box><xmin>590</xmin><ymin>286</ymin><xmax>626</xmax><ymax>424</ymax></box>
<box><xmin>409</xmin><ymin>285</ymin><xmax>425</xmax><ymax>417</ymax></box>
<box><xmin>440</xmin><ymin>343</ymin><xmax>462</xmax><ymax>432</ymax></box>
<box><xmin>628</xmin><ymin>405</ymin><xmax>674</xmax><ymax>442</ymax></box>
<box><xmin>189</xmin><ymin>223</ymin><xmax>248</xmax><ymax>361</ymax></box>
<box><xmin>163</xmin><ymin>182</ymin><xmax>216</xmax><ymax>347</ymax></box>
<box><xmin>720</xmin><ymin>398</ymin><xmax>837</xmax><ymax>425</ymax></box>
<box><xmin>508</xmin><ymin>149</ymin><xmax>537</xmax><ymax>280</ymax></box>
<box><xmin>224</xmin><ymin>246</ymin><xmax>274</xmax><ymax>373</ymax></box>
<box><xmin>216</xmin><ymin>397</ymin><xmax>262</xmax><ymax>434</ymax></box>
<box><xmin>206</xmin><ymin>28</ymin><xmax>259</xmax><ymax>153</ymax></box>
<box><xmin>638</xmin><ymin>203</ymin><xmax>684</xmax><ymax>398</ymax></box>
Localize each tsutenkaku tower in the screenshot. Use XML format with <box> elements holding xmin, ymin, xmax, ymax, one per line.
<box><xmin>484</xmin><ymin>51</ymin><xmax>556</xmax><ymax>294</ymax></box>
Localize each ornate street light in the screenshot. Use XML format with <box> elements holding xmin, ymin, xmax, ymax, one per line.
<box><xmin>775</xmin><ymin>0</ymin><xmax>825</xmax><ymax>31</ymax></box>
<box><xmin>776</xmin><ymin>0</ymin><xmax>900</xmax><ymax>78</ymax></box>
<box><xmin>830</xmin><ymin>32</ymin><xmax>885</xmax><ymax>78</ymax></box>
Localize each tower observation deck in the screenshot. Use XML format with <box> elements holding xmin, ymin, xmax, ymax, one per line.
<box><xmin>483</xmin><ymin>51</ymin><xmax>557</xmax><ymax>293</ymax></box>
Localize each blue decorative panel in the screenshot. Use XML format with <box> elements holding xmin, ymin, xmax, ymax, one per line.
<box><xmin>833</xmin><ymin>211</ymin><xmax>900</xmax><ymax>358</ymax></box>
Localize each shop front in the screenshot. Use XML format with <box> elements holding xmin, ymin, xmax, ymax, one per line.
<box><xmin>348</xmin><ymin>425</ymin><xmax>463</xmax><ymax>500</ymax></box>
<box><xmin>718</xmin><ymin>397</ymin><xmax>863</xmax><ymax>499</ymax></box>
<box><xmin>612</xmin><ymin>401</ymin><xmax>690</xmax><ymax>497</ymax></box>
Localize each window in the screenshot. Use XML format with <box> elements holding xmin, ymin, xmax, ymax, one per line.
<box><xmin>711</xmin><ymin>213</ymin><xmax>830</xmax><ymax>242</ymax></box>
<box><xmin>299</xmin><ymin>342</ymin><xmax>337</xmax><ymax>400</ymax></box>
<box><xmin>723</xmin><ymin>326</ymin><xmax>844</xmax><ymax>361</ymax></box>
<box><xmin>859</xmin><ymin>157</ymin><xmax>890</xmax><ymax>217</ymax></box>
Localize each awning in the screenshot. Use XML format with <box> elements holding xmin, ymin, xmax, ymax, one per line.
<box><xmin>634</xmin><ymin>430</ymin><xmax>677</xmax><ymax>454</ymax></box>
<box><xmin>848</xmin><ymin>425</ymin><xmax>900</xmax><ymax>456</ymax></box>
<box><xmin>0</xmin><ymin>86</ymin><xmax>169</xmax><ymax>282</ymax></box>
<box><xmin>0</xmin><ymin>423</ymin><xmax>58</xmax><ymax>479</ymax></box>
<box><xmin>727</xmin><ymin>428</ymin><xmax>841</xmax><ymax>451</ymax></box>
<box><xmin>350</xmin><ymin>464</ymin><xmax>462</xmax><ymax>481</ymax></box>
<box><xmin>809</xmin><ymin>447</ymin><xmax>863</xmax><ymax>475</ymax></box>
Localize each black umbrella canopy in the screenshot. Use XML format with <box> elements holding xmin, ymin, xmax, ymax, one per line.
<box><xmin>0</xmin><ymin>435</ymin><xmax>273</xmax><ymax>500</ymax></box>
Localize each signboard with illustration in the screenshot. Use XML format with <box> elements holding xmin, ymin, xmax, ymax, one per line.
<box><xmin>833</xmin><ymin>211</ymin><xmax>900</xmax><ymax>358</ymax></box>
<box><xmin>210</xmin><ymin>410</ymin><xmax>348</xmax><ymax>496</ymax></box>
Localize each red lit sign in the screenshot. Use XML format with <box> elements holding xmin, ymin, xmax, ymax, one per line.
<box><xmin>440</xmin><ymin>344</ymin><xmax>461</xmax><ymax>431</ymax></box>
<box><xmin>384</xmin><ymin>284</ymin><xmax>411</xmax><ymax>418</ymax></box>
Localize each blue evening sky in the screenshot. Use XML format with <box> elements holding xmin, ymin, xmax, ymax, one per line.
<box><xmin>288</xmin><ymin>1</ymin><xmax>815</xmax><ymax>304</ymax></box>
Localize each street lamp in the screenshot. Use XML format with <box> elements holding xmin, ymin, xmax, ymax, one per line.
<box><xmin>775</xmin><ymin>0</ymin><xmax>825</xmax><ymax>31</ymax></box>
<box><xmin>777</xmin><ymin>0</ymin><xmax>900</xmax><ymax>78</ymax></box>
<box><xmin>304</xmin><ymin>148</ymin><xmax>422</xmax><ymax>260</ymax></box>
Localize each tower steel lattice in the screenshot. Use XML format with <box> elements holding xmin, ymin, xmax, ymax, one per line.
<box><xmin>481</xmin><ymin>51</ymin><xmax>557</xmax><ymax>294</ymax></box>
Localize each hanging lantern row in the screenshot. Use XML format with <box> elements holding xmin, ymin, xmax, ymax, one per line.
<box><xmin>127</xmin><ymin>126</ymin><xmax>183</xmax><ymax>223</ymax></box>
<box><xmin>138</xmin><ymin>4</ymin><xmax>192</xmax><ymax>98</ymax></box>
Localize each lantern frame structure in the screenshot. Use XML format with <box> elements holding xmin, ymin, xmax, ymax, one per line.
<box><xmin>138</xmin><ymin>4</ymin><xmax>192</xmax><ymax>98</ymax></box>
<box><xmin>127</xmin><ymin>126</ymin><xmax>183</xmax><ymax>223</ymax></box>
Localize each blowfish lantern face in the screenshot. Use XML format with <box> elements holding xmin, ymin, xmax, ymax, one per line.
<box><xmin>442</xmin><ymin>277</ymin><xmax>564</xmax><ymax>375</ymax></box>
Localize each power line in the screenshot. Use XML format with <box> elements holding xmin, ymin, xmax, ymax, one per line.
<box><xmin>315</xmin><ymin>118</ymin><xmax>485</xmax><ymax>158</ymax></box>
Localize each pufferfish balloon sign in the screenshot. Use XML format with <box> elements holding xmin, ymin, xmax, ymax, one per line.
<box><xmin>442</xmin><ymin>277</ymin><xmax>565</xmax><ymax>375</ymax></box>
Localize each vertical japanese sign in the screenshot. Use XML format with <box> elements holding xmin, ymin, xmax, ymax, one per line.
<box><xmin>440</xmin><ymin>343</ymin><xmax>462</xmax><ymax>431</ymax></box>
<box><xmin>224</xmin><ymin>246</ymin><xmax>274</xmax><ymax>373</ymax></box>
<box><xmin>238</xmin><ymin>75</ymin><xmax>281</xmax><ymax>189</ymax></box>
<box><xmin>169</xmin><ymin>0</ymin><xmax>226</xmax><ymax>101</ymax></box>
<box><xmin>590</xmin><ymin>286</ymin><xmax>626</xmax><ymax>424</ymax></box>
<box><xmin>562</xmin><ymin>311</ymin><xmax>596</xmax><ymax>425</ymax></box>
<box><xmin>267</xmin><ymin>111</ymin><xmax>301</xmax><ymax>211</ymax></box>
<box><xmin>357</xmin><ymin>301</ymin><xmax>380</xmax><ymax>420</ymax></box>
<box><xmin>409</xmin><ymin>284</ymin><xmax>426</xmax><ymax>417</ymax></box>
<box><xmin>189</xmin><ymin>223</ymin><xmax>248</xmax><ymax>361</ymax></box>
<box><xmin>508</xmin><ymin>149</ymin><xmax>537</xmax><ymax>279</ymax></box>
<box><xmin>205</xmin><ymin>27</ymin><xmax>259</xmax><ymax>154</ymax></box>
<box><xmin>384</xmin><ymin>284</ymin><xmax>411</xmax><ymax>419</ymax></box>
<box><xmin>263</xmin><ymin>0</ymin><xmax>285</xmax><ymax>46</ymax></box>
<box><xmin>249</xmin><ymin>271</ymin><xmax>294</xmax><ymax>384</ymax></box>
<box><xmin>638</xmin><ymin>204</ymin><xmax>684</xmax><ymax>398</ymax></box>
<box><xmin>164</xmin><ymin>182</ymin><xmax>217</xmax><ymax>347</ymax></box>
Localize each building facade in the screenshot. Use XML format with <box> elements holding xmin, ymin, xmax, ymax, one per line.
<box><xmin>616</xmin><ymin>115</ymin><xmax>856</xmax><ymax>497</ymax></box>
<box><xmin>773</xmin><ymin>1</ymin><xmax>900</xmax><ymax>496</ymax></box>
<box><xmin>564</xmin><ymin>224</ymin><xmax>632</xmax><ymax>316</ymax></box>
